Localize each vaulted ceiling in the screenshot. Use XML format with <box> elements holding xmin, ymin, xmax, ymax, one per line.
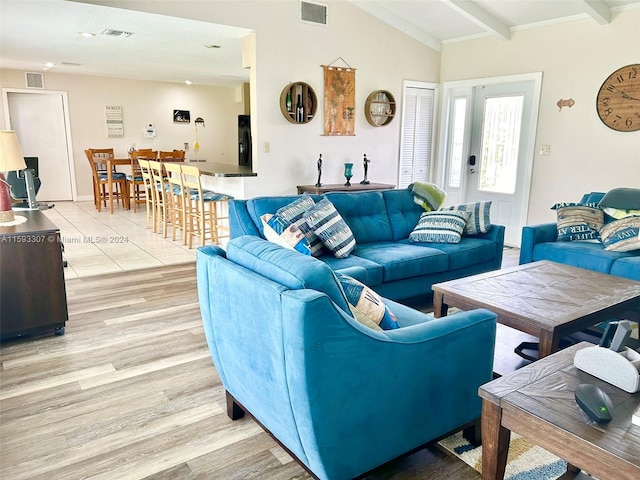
<box><xmin>1</xmin><ymin>0</ymin><xmax>639</xmax><ymax>86</ymax></box>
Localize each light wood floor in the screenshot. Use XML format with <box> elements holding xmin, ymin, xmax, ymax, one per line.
<box><xmin>0</xmin><ymin>250</ymin><xmax>521</xmax><ymax>479</ymax></box>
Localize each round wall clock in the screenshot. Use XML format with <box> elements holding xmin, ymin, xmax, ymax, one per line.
<box><xmin>596</xmin><ymin>63</ymin><xmax>640</xmax><ymax>132</ymax></box>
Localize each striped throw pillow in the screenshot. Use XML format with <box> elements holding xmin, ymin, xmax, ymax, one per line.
<box><xmin>303</xmin><ymin>198</ymin><xmax>356</xmax><ymax>258</ymax></box>
<box><xmin>409</xmin><ymin>210</ymin><xmax>469</xmax><ymax>244</ymax></box>
<box><xmin>441</xmin><ymin>201</ymin><xmax>492</xmax><ymax>235</ymax></box>
<box><xmin>599</xmin><ymin>216</ymin><xmax>640</xmax><ymax>252</ymax></box>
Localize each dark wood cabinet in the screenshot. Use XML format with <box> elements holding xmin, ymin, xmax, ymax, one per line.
<box><xmin>0</xmin><ymin>210</ymin><xmax>68</xmax><ymax>339</ymax></box>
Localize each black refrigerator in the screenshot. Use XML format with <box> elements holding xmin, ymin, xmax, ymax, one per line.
<box><xmin>238</xmin><ymin>115</ymin><xmax>252</xmax><ymax>169</ymax></box>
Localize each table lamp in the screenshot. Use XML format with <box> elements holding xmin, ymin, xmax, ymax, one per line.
<box><xmin>0</xmin><ymin>130</ymin><xmax>27</xmax><ymax>224</ymax></box>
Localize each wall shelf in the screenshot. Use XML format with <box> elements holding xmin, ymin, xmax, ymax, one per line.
<box><xmin>280</xmin><ymin>82</ymin><xmax>317</xmax><ymax>124</ymax></box>
<box><xmin>365</xmin><ymin>90</ymin><xmax>396</xmax><ymax>127</ymax></box>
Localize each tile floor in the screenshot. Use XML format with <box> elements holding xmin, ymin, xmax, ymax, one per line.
<box><xmin>43</xmin><ymin>201</ymin><xmax>214</xmax><ymax>279</ymax></box>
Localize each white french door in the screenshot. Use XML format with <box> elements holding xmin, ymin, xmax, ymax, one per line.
<box><xmin>440</xmin><ymin>73</ymin><xmax>542</xmax><ymax>246</ymax></box>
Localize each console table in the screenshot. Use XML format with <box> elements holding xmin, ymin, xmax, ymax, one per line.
<box><xmin>297</xmin><ymin>183</ymin><xmax>395</xmax><ymax>194</ymax></box>
<box><xmin>0</xmin><ymin>210</ymin><xmax>68</xmax><ymax>339</ymax></box>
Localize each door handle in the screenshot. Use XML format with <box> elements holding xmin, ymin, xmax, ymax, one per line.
<box><xmin>468</xmin><ymin>155</ymin><xmax>476</xmax><ymax>166</ymax></box>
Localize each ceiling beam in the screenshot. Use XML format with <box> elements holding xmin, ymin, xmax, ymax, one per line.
<box><xmin>582</xmin><ymin>0</ymin><xmax>611</xmax><ymax>25</ymax></box>
<box><xmin>347</xmin><ymin>0</ymin><xmax>443</xmax><ymax>52</ymax></box>
<box><xmin>441</xmin><ymin>0</ymin><xmax>511</xmax><ymax>41</ymax></box>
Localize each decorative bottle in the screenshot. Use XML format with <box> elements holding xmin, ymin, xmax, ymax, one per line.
<box><xmin>296</xmin><ymin>94</ymin><xmax>304</xmax><ymax>122</ymax></box>
<box><xmin>286</xmin><ymin>90</ymin><xmax>292</xmax><ymax>112</ymax></box>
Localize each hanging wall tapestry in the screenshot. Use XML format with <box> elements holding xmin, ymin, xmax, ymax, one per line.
<box><xmin>323</xmin><ymin>59</ymin><xmax>356</xmax><ymax>136</ymax></box>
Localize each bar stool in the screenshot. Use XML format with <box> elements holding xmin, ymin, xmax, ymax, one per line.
<box><xmin>162</xmin><ymin>162</ymin><xmax>187</xmax><ymax>244</ymax></box>
<box><xmin>128</xmin><ymin>151</ymin><xmax>156</xmax><ymax>213</ymax></box>
<box><xmin>148</xmin><ymin>160</ymin><xmax>171</xmax><ymax>237</ymax></box>
<box><xmin>181</xmin><ymin>164</ymin><xmax>232</xmax><ymax>248</ymax></box>
<box><xmin>137</xmin><ymin>158</ymin><xmax>155</xmax><ymax>229</ymax></box>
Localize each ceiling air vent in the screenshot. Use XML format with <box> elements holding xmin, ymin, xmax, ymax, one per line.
<box><xmin>25</xmin><ymin>72</ymin><xmax>44</xmax><ymax>89</ymax></box>
<box><xmin>300</xmin><ymin>0</ymin><xmax>328</xmax><ymax>26</ymax></box>
<box><xmin>100</xmin><ymin>28</ymin><xmax>133</xmax><ymax>38</ymax></box>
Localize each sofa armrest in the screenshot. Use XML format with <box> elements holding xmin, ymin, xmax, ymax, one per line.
<box><xmin>229</xmin><ymin>199</ymin><xmax>262</xmax><ymax>238</ymax></box>
<box><xmin>519</xmin><ymin>223</ymin><xmax>557</xmax><ymax>264</ymax></box>
<box><xmin>477</xmin><ymin>224</ymin><xmax>505</xmax><ymax>268</ymax></box>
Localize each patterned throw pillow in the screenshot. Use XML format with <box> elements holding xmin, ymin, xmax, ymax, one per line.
<box><xmin>409</xmin><ymin>210</ymin><xmax>469</xmax><ymax>244</ymax></box>
<box><xmin>441</xmin><ymin>201</ymin><xmax>492</xmax><ymax>235</ymax></box>
<box><xmin>599</xmin><ymin>216</ymin><xmax>640</xmax><ymax>252</ymax></box>
<box><xmin>552</xmin><ymin>202</ymin><xmax>604</xmax><ymax>242</ymax></box>
<box><xmin>303</xmin><ymin>198</ymin><xmax>356</xmax><ymax>259</ymax></box>
<box><xmin>411</xmin><ymin>182</ymin><xmax>447</xmax><ymax>211</ymax></box>
<box><xmin>335</xmin><ymin>272</ymin><xmax>398</xmax><ymax>331</ymax></box>
<box><xmin>274</xmin><ymin>194</ymin><xmax>325</xmax><ymax>256</ymax></box>
<box><xmin>261</xmin><ymin>213</ymin><xmax>311</xmax><ymax>255</ymax></box>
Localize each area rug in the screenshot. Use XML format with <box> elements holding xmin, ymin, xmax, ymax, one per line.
<box><xmin>438</xmin><ymin>431</ymin><xmax>567</xmax><ymax>480</ymax></box>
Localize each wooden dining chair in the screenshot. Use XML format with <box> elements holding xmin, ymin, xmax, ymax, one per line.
<box><xmin>128</xmin><ymin>150</ymin><xmax>157</xmax><ymax>213</ymax></box>
<box><xmin>162</xmin><ymin>162</ymin><xmax>188</xmax><ymax>244</ymax></box>
<box><xmin>158</xmin><ymin>150</ymin><xmax>185</xmax><ymax>162</ymax></box>
<box><xmin>85</xmin><ymin>148</ymin><xmax>128</xmax><ymax>212</ymax></box>
<box><xmin>181</xmin><ymin>164</ymin><xmax>232</xmax><ymax>248</ymax></box>
<box><xmin>148</xmin><ymin>160</ymin><xmax>171</xmax><ymax>237</ymax></box>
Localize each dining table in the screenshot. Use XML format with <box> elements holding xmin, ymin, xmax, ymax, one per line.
<box><xmin>105</xmin><ymin>158</ymin><xmax>134</xmax><ymax>214</ymax></box>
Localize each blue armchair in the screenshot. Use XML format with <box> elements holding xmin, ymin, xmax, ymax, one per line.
<box><xmin>197</xmin><ymin>236</ymin><xmax>497</xmax><ymax>479</ymax></box>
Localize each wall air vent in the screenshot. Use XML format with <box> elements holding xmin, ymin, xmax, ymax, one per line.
<box><xmin>99</xmin><ymin>28</ymin><xmax>133</xmax><ymax>38</ymax></box>
<box><xmin>300</xmin><ymin>0</ymin><xmax>328</xmax><ymax>26</ymax></box>
<box><xmin>25</xmin><ymin>72</ymin><xmax>44</xmax><ymax>89</ymax></box>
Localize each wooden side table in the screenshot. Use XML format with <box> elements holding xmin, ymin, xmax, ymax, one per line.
<box><xmin>297</xmin><ymin>183</ymin><xmax>395</xmax><ymax>194</ymax></box>
<box><xmin>0</xmin><ymin>210</ymin><xmax>68</xmax><ymax>339</ymax></box>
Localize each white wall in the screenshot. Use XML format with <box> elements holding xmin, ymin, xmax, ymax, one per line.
<box><xmin>81</xmin><ymin>0</ymin><xmax>441</xmax><ymax>197</ymax></box>
<box><xmin>0</xmin><ymin>69</ymin><xmax>244</xmax><ymax>198</ymax></box>
<box><xmin>441</xmin><ymin>8</ymin><xmax>640</xmax><ymax>225</ymax></box>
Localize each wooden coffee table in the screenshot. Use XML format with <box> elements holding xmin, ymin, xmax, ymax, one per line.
<box><xmin>432</xmin><ymin>261</ymin><xmax>640</xmax><ymax>359</ymax></box>
<box><xmin>478</xmin><ymin>342</ymin><xmax>640</xmax><ymax>480</ymax></box>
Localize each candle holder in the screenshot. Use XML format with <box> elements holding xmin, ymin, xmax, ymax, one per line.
<box><xmin>344</xmin><ymin>162</ymin><xmax>353</xmax><ymax>187</ymax></box>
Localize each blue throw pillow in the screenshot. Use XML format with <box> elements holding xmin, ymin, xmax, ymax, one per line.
<box><xmin>274</xmin><ymin>194</ymin><xmax>325</xmax><ymax>256</ymax></box>
<box><xmin>440</xmin><ymin>201</ymin><xmax>492</xmax><ymax>235</ymax></box>
<box><xmin>261</xmin><ymin>213</ymin><xmax>311</xmax><ymax>255</ymax></box>
<box><xmin>303</xmin><ymin>198</ymin><xmax>356</xmax><ymax>259</ymax></box>
<box><xmin>409</xmin><ymin>210</ymin><xmax>469</xmax><ymax>244</ymax></box>
<box><xmin>335</xmin><ymin>272</ymin><xmax>398</xmax><ymax>331</ymax></box>
<box><xmin>599</xmin><ymin>216</ymin><xmax>640</xmax><ymax>252</ymax></box>
<box><xmin>552</xmin><ymin>202</ymin><xmax>604</xmax><ymax>242</ymax></box>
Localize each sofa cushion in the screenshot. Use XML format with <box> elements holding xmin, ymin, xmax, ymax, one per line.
<box><xmin>226</xmin><ymin>236</ymin><xmax>350</xmax><ymax>313</ymax></box>
<box><xmin>599</xmin><ymin>188</ymin><xmax>640</xmax><ymax>210</ymax></box>
<box><xmin>353</xmin><ymin>241</ymin><xmax>449</xmax><ymax>282</ymax></box>
<box><xmin>599</xmin><ymin>216</ymin><xmax>640</xmax><ymax>252</ymax></box>
<box><xmin>427</xmin><ymin>237</ymin><xmax>498</xmax><ymax>271</ymax></box>
<box><xmin>324</xmin><ymin>191</ymin><xmax>394</xmax><ymax>243</ymax></box>
<box><xmin>411</xmin><ymin>181</ymin><xmax>447</xmax><ymax>211</ymax></box>
<box><xmin>552</xmin><ymin>202</ymin><xmax>604</xmax><ymax>242</ymax></box>
<box><xmin>320</xmin><ymin>254</ymin><xmax>385</xmax><ymax>286</ymax></box>
<box><xmin>261</xmin><ymin>213</ymin><xmax>311</xmax><ymax>255</ymax></box>
<box><xmin>532</xmin><ymin>241</ymin><xmax>632</xmax><ymax>274</ymax></box>
<box><xmin>383</xmin><ymin>189</ymin><xmax>424</xmax><ymax>241</ymax></box>
<box><xmin>409</xmin><ymin>210</ymin><xmax>469</xmax><ymax>244</ymax></box>
<box><xmin>304</xmin><ymin>198</ymin><xmax>356</xmax><ymax>259</ymax></box>
<box><xmin>610</xmin><ymin>256</ymin><xmax>640</xmax><ymax>281</ymax></box>
<box><xmin>335</xmin><ymin>272</ymin><xmax>399</xmax><ymax>331</ymax></box>
<box><xmin>441</xmin><ymin>201</ymin><xmax>492</xmax><ymax>235</ymax></box>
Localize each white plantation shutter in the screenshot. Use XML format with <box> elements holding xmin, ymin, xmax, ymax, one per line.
<box><xmin>398</xmin><ymin>86</ymin><xmax>435</xmax><ymax>188</ymax></box>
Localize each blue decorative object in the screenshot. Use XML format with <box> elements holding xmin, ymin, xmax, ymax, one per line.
<box><xmin>344</xmin><ymin>162</ymin><xmax>353</xmax><ymax>186</ymax></box>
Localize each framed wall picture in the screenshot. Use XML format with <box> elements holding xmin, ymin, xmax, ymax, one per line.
<box><xmin>173</xmin><ymin>109</ymin><xmax>190</xmax><ymax>123</ymax></box>
<box><xmin>323</xmin><ymin>64</ymin><xmax>356</xmax><ymax>136</ymax></box>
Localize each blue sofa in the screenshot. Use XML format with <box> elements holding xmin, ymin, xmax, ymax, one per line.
<box><xmin>229</xmin><ymin>188</ymin><xmax>506</xmax><ymax>302</ymax></box>
<box><xmin>196</xmin><ymin>236</ymin><xmax>498</xmax><ymax>480</ymax></box>
<box><xmin>520</xmin><ymin>191</ymin><xmax>640</xmax><ymax>281</ymax></box>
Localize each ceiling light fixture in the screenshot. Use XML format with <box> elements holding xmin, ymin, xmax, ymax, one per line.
<box><xmin>185</xmin><ymin>80</ymin><xmax>193</xmax><ymax>85</ymax></box>
<box><xmin>79</xmin><ymin>32</ymin><xmax>96</xmax><ymax>38</ymax></box>
<box><xmin>44</xmin><ymin>62</ymin><xmax>56</xmax><ymax>68</ymax></box>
